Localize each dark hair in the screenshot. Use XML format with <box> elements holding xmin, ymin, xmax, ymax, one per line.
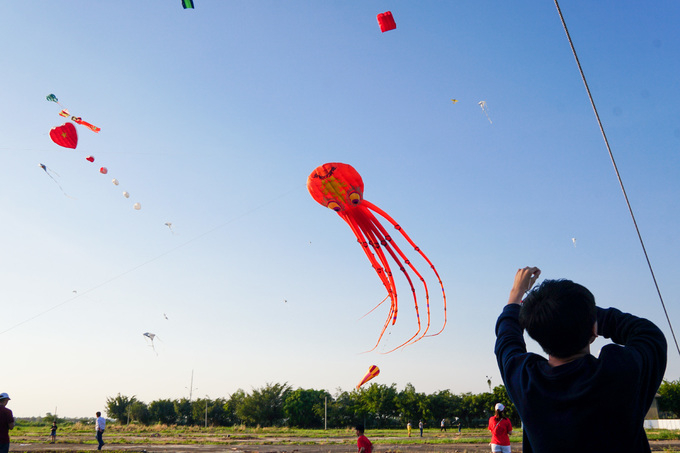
<box><xmin>96</xmin><ymin>411</ymin><xmax>101</xmax><ymax>417</ymax></box>
<box><xmin>355</xmin><ymin>424</ymin><xmax>365</xmax><ymax>433</ymax></box>
<box><xmin>519</xmin><ymin>279</ymin><xmax>596</xmax><ymax>358</ymax></box>
<box><xmin>494</xmin><ymin>409</ymin><xmax>505</xmax><ymax>420</ymax></box>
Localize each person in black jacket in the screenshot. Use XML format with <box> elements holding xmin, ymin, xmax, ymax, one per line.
<box><xmin>495</xmin><ymin>266</ymin><xmax>667</xmax><ymax>453</ymax></box>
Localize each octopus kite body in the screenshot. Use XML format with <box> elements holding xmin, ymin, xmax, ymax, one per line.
<box><xmin>307</xmin><ymin>162</ymin><xmax>447</xmax><ymax>352</ymax></box>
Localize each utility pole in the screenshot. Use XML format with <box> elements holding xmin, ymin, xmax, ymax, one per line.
<box><xmin>324</xmin><ymin>397</ymin><xmax>327</xmax><ymax>431</ymax></box>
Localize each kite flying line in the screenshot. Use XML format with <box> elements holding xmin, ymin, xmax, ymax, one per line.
<box><xmin>554</xmin><ymin>0</ymin><xmax>680</xmax><ymax>356</ymax></box>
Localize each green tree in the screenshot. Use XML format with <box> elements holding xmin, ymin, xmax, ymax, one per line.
<box><xmin>658</xmin><ymin>379</ymin><xmax>680</xmax><ymax>417</ymax></box>
<box><xmin>105</xmin><ymin>394</ymin><xmax>137</xmax><ymax>424</ymax></box>
<box><xmin>330</xmin><ymin>389</ymin><xmax>359</xmax><ymax>428</ymax></box>
<box><xmin>191</xmin><ymin>398</ymin><xmax>231</xmax><ymax>426</ymax></box>
<box><xmin>191</xmin><ymin>398</ymin><xmax>207</xmax><ymax>426</ymax></box>
<box><xmin>395</xmin><ymin>383</ymin><xmax>426</xmax><ymax>425</ymax></box>
<box><xmin>237</xmin><ymin>383</ymin><xmax>292</xmax><ymax>427</ymax></box>
<box><xmin>358</xmin><ymin>383</ymin><xmax>398</xmax><ymax>428</ymax></box>
<box><xmin>227</xmin><ymin>389</ymin><xmax>247</xmax><ymax>425</ymax></box>
<box><xmin>459</xmin><ymin>391</ymin><xmax>495</xmax><ymax>427</ymax></box>
<box><xmin>284</xmin><ymin>388</ymin><xmax>329</xmax><ymax>428</ymax></box>
<box><xmin>208</xmin><ymin>398</ymin><xmax>232</xmax><ymax>426</ymax></box>
<box><xmin>129</xmin><ymin>401</ymin><xmax>151</xmax><ymax>425</ymax></box>
<box><xmin>148</xmin><ymin>399</ymin><xmax>175</xmax><ymax>425</ymax></box>
<box><xmin>428</xmin><ymin>389</ymin><xmax>463</xmax><ymax>422</ymax></box>
<box><xmin>174</xmin><ymin>398</ymin><xmax>193</xmax><ymax>425</ymax></box>
<box><xmin>43</xmin><ymin>412</ymin><xmax>61</xmax><ymax>424</ymax></box>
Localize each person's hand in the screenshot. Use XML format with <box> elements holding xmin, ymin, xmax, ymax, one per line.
<box><xmin>508</xmin><ymin>266</ymin><xmax>541</xmax><ymax>304</ymax></box>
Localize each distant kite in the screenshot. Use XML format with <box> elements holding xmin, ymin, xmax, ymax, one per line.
<box><xmin>58</xmin><ymin>109</ymin><xmax>100</xmax><ymax>133</ymax></box>
<box><xmin>47</xmin><ymin>94</ymin><xmax>100</xmax><ymax>133</ymax></box>
<box><xmin>143</xmin><ymin>332</ymin><xmax>159</xmax><ymax>354</ymax></box>
<box><xmin>356</xmin><ymin>365</ymin><xmax>380</xmax><ymax>389</ymax></box>
<box><xmin>377</xmin><ymin>11</ymin><xmax>396</xmax><ymax>32</ymax></box>
<box><xmin>46</xmin><ymin>93</ymin><xmax>62</xmax><ymax>107</ymax></box>
<box><xmin>182</xmin><ymin>0</ymin><xmax>194</xmax><ymax>8</ymax></box>
<box><xmin>478</xmin><ymin>101</ymin><xmax>492</xmax><ymax>124</ymax></box>
<box><xmin>49</xmin><ymin>123</ymin><xmax>78</xmax><ymax>149</ymax></box>
<box><xmin>307</xmin><ymin>163</ymin><xmax>447</xmax><ymax>353</ymax></box>
<box><xmin>572</xmin><ymin>238</ymin><xmax>577</xmax><ymax>247</ymax></box>
<box><xmin>39</xmin><ymin>163</ymin><xmax>73</xmax><ymax>198</ymax></box>
<box><xmin>451</xmin><ymin>99</ymin><xmax>458</xmax><ymax>104</ymax></box>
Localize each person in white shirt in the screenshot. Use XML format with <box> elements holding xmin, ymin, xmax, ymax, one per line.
<box><xmin>95</xmin><ymin>412</ymin><xmax>106</xmax><ymax>450</ymax></box>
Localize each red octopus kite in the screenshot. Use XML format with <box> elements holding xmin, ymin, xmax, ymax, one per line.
<box><xmin>356</xmin><ymin>365</ymin><xmax>380</xmax><ymax>389</ymax></box>
<box><xmin>307</xmin><ymin>163</ymin><xmax>447</xmax><ymax>353</ymax></box>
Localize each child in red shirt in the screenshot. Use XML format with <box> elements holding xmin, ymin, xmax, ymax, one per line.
<box><xmin>355</xmin><ymin>424</ymin><xmax>372</xmax><ymax>453</ymax></box>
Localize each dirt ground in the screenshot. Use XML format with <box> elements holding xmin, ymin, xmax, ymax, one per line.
<box><xmin>7</xmin><ymin>439</ymin><xmax>680</xmax><ymax>453</ymax></box>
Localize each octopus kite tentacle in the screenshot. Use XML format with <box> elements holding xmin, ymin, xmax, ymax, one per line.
<box><xmin>355</xmin><ymin>211</ymin><xmax>423</xmax><ymax>353</ymax></box>
<box><xmin>364</xmin><ymin>200</ymin><xmax>447</xmax><ymax>338</ymax></box>
<box><xmin>362</xmin><ymin>206</ymin><xmax>433</xmax><ymax>347</ymax></box>
<box><xmin>342</xmin><ymin>210</ymin><xmax>399</xmax><ymax>350</ymax></box>
<box><xmin>341</xmin><ymin>210</ymin><xmax>397</xmax><ymax>309</ymax></box>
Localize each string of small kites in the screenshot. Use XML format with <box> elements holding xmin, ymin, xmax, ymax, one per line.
<box><xmin>44</xmin><ymin>94</ymin><xmax>141</xmax><ymax>210</ymax></box>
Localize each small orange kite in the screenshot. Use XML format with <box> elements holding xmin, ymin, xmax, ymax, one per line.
<box><xmin>357</xmin><ymin>365</ymin><xmax>380</xmax><ymax>389</ymax></box>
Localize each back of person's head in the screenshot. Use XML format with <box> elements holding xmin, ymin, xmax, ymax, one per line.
<box><xmin>355</xmin><ymin>424</ymin><xmax>365</xmax><ymax>434</ymax></box>
<box><xmin>494</xmin><ymin>403</ymin><xmax>505</xmax><ymax>420</ymax></box>
<box><xmin>96</xmin><ymin>411</ymin><xmax>101</xmax><ymax>417</ymax></box>
<box><xmin>519</xmin><ymin>279</ymin><xmax>596</xmax><ymax>358</ymax></box>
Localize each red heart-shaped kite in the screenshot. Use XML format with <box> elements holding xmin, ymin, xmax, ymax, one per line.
<box><xmin>49</xmin><ymin>122</ymin><xmax>78</xmax><ymax>149</ymax></box>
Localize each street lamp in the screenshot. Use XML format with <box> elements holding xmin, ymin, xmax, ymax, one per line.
<box><xmin>205</xmin><ymin>395</ymin><xmax>209</xmax><ymax>428</ymax></box>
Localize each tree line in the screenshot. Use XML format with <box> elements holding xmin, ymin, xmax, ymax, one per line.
<box><xmin>106</xmin><ymin>383</ymin><xmax>519</xmax><ymax>429</ymax></box>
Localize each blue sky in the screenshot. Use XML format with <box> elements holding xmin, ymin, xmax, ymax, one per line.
<box><xmin>1</xmin><ymin>1</ymin><xmax>679</xmax><ymax>418</ymax></box>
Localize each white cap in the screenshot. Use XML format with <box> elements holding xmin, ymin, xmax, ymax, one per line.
<box><xmin>0</xmin><ymin>393</ymin><xmax>10</xmax><ymax>400</ymax></box>
<box><xmin>495</xmin><ymin>403</ymin><xmax>505</xmax><ymax>411</ymax></box>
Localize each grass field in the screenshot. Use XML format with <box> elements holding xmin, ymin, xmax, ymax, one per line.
<box><xmin>8</xmin><ymin>421</ymin><xmax>680</xmax><ymax>452</ymax></box>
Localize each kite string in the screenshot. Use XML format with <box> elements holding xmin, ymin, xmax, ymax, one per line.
<box><xmin>554</xmin><ymin>0</ymin><xmax>680</xmax><ymax>356</ymax></box>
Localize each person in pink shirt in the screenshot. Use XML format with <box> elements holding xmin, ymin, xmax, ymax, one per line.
<box><xmin>488</xmin><ymin>403</ymin><xmax>513</xmax><ymax>453</ymax></box>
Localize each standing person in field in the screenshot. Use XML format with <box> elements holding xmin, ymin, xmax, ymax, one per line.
<box><xmin>0</xmin><ymin>393</ymin><xmax>14</xmax><ymax>453</ymax></box>
<box><xmin>488</xmin><ymin>403</ymin><xmax>512</xmax><ymax>453</ymax></box>
<box><xmin>95</xmin><ymin>411</ymin><xmax>106</xmax><ymax>450</ymax></box>
<box><xmin>407</xmin><ymin>421</ymin><xmax>412</xmax><ymax>437</ymax></box>
<box><xmin>50</xmin><ymin>421</ymin><xmax>58</xmax><ymax>443</ymax></box>
<box><xmin>355</xmin><ymin>424</ymin><xmax>372</xmax><ymax>453</ymax></box>
<box><xmin>440</xmin><ymin>418</ymin><xmax>446</xmax><ymax>432</ymax></box>
<box><xmin>418</xmin><ymin>419</ymin><xmax>424</xmax><ymax>437</ymax></box>
<box><xmin>495</xmin><ymin>266</ymin><xmax>667</xmax><ymax>452</ymax></box>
